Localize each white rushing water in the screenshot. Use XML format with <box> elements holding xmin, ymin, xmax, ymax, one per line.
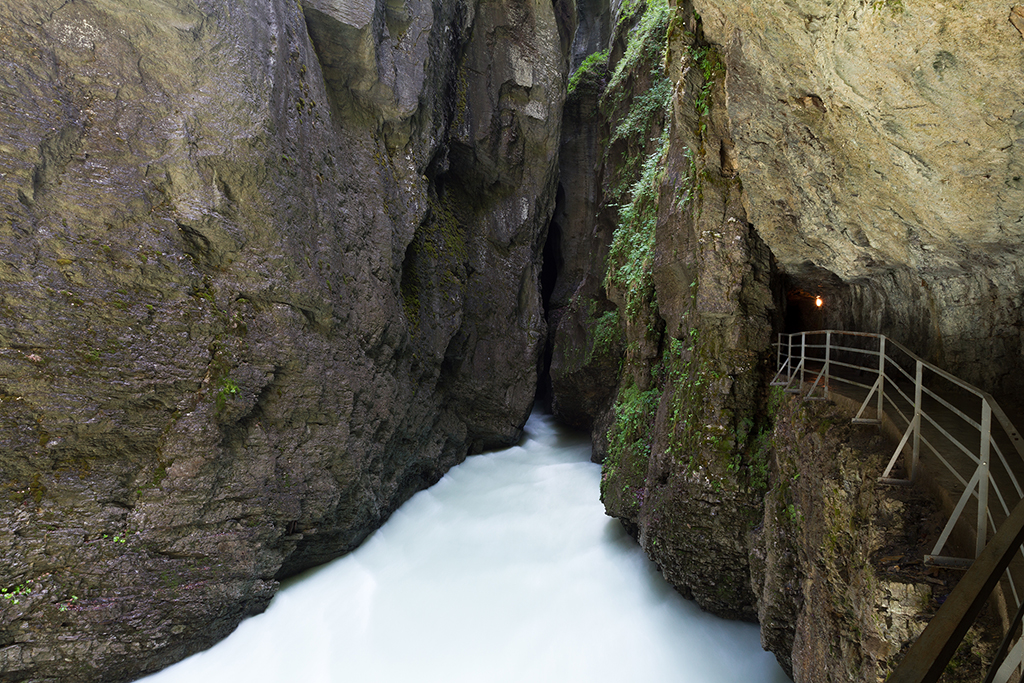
<box><xmin>142</xmin><ymin>413</ymin><xmax>791</xmax><ymax>683</ymax></box>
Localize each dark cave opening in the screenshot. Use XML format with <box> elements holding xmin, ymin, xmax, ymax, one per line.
<box><xmin>784</xmin><ymin>287</ymin><xmax>826</xmax><ymax>335</ymax></box>
<box><xmin>780</xmin><ymin>265</ymin><xmax>848</xmax><ymax>336</ymax></box>
<box><xmin>541</xmin><ymin>218</ymin><xmax>562</xmax><ymax>309</ymax></box>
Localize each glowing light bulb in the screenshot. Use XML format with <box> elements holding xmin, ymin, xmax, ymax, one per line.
<box><xmin>815</xmin><ymin>296</ymin><xmax>823</xmax><ymax>308</ymax></box>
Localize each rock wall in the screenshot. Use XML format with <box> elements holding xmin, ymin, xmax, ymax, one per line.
<box><xmin>548</xmin><ymin>0</ymin><xmax>1022</xmax><ymax>678</ymax></box>
<box><xmin>696</xmin><ymin>0</ymin><xmax>1024</xmax><ymax>392</ymax></box>
<box><xmin>0</xmin><ymin>0</ymin><xmax>567</xmax><ymax>679</ymax></box>
<box><xmin>751</xmin><ymin>397</ymin><xmax>990</xmax><ymax>682</ymax></box>
<box><xmin>549</xmin><ymin>0</ymin><xmax>777</xmax><ymax>620</ymax></box>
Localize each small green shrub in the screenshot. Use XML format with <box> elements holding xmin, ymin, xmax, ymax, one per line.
<box><xmin>216</xmin><ymin>377</ymin><xmax>239</xmax><ymax>411</ymax></box>
<box><xmin>870</xmin><ymin>0</ymin><xmax>904</xmax><ymax>15</ymax></box>
<box><xmin>567</xmin><ymin>50</ymin><xmax>609</xmax><ymax>97</ymax></box>
<box><xmin>689</xmin><ymin>44</ymin><xmax>724</xmax><ymax>130</ymax></box>
<box><xmin>1</xmin><ymin>584</ymin><xmax>30</xmax><ymax>605</ymax></box>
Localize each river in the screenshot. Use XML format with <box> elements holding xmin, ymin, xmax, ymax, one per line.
<box><xmin>141</xmin><ymin>412</ymin><xmax>792</xmax><ymax>683</ymax></box>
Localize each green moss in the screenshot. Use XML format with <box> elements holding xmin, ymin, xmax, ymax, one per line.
<box><xmin>600</xmin><ymin>0</ymin><xmax>673</xmax><ymax>201</ymax></box>
<box><xmin>606</xmin><ymin>0</ymin><xmax>670</xmax><ymax>97</ymax></box>
<box><xmin>599</xmin><ymin>0</ymin><xmax>675</xmax><ymax>330</ymax></box>
<box><xmin>603</xmin><ymin>380</ymin><xmax>661</xmax><ymax>507</ymax></box>
<box><xmin>215</xmin><ymin>376</ymin><xmax>239</xmax><ymax>412</ymax></box>
<box><xmin>662</xmin><ymin>330</ymin><xmax>777</xmax><ymax>494</ymax></box>
<box><xmin>870</xmin><ymin>0</ymin><xmax>904</xmax><ymax>15</ymax></box>
<box><xmin>766</xmin><ymin>384</ymin><xmax>785</xmax><ymax>420</ymax></box>
<box><xmin>608</xmin><ymin>383</ymin><xmax>661</xmax><ymax>460</ymax></box>
<box><xmin>159</xmin><ymin>570</ymin><xmax>182</xmax><ymax>590</ymax></box>
<box><xmin>567</xmin><ymin>49</ymin><xmax>609</xmax><ymax>98</ymax></box>
<box><xmin>605</xmin><ymin>129</ymin><xmax>669</xmax><ymax>324</ymax></box>
<box><xmin>29</xmin><ymin>474</ymin><xmax>44</xmax><ymax>504</ymax></box>
<box><xmin>148</xmin><ymin>462</ymin><xmax>168</xmax><ymax>489</ymax></box>
<box><xmin>592</xmin><ymin>309</ymin><xmax>622</xmax><ymax>360</ymax></box>
<box><xmin>665</xmin><ymin>334</ymin><xmax>723</xmax><ymax>469</ymax></box>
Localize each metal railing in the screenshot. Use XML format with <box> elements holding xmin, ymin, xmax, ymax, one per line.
<box><xmin>772</xmin><ymin>330</ymin><xmax>1024</xmax><ymax>681</ymax></box>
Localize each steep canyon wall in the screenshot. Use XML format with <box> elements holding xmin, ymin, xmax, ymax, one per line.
<box><xmin>547</xmin><ymin>0</ymin><xmax>1024</xmax><ymax>679</ymax></box>
<box><xmin>0</xmin><ymin>0</ymin><xmax>567</xmax><ymax>679</ymax></box>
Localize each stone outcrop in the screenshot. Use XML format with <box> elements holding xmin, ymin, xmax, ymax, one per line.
<box><xmin>750</xmin><ymin>397</ymin><xmax>985</xmax><ymax>682</ymax></box>
<box><xmin>696</xmin><ymin>0</ymin><xmax>1024</xmax><ymax>392</ymax></box>
<box><xmin>0</xmin><ymin>0</ymin><xmax>567</xmax><ymax>679</ymax></box>
<box><xmin>548</xmin><ymin>0</ymin><xmax>1021</xmax><ymax>679</ymax></box>
<box><xmin>549</xmin><ymin>0</ymin><xmax>778</xmax><ymax>620</ymax></box>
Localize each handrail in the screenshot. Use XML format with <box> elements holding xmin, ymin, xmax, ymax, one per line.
<box><xmin>887</xmin><ymin>495</ymin><xmax>1024</xmax><ymax>683</ymax></box>
<box><xmin>773</xmin><ymin>330</ymin><xmax>1024</xmax><ymax>681</ymax></box>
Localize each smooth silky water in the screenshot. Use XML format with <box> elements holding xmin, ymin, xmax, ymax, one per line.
<box><xmin>141</xmin><ymin>413</ymin><xmax>792</xmax><ymax>683</ymax></box>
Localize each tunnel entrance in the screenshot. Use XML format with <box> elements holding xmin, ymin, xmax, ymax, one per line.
<box><xmin>779</xmin><ymin>265</ymin><xmax>847</xmax><ymax>336</ymax></box>
<box><xmin>784</xmin><ymin>288</ymin><xmax>825</xmax><ymax>334</ymax></box>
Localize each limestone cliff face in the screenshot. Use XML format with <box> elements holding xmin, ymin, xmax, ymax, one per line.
<box><xmin>696</xmin><ymin>0</ymin><xmax>1024</xmax><ymax>391</ymax></box>
<box><xmin>0</xmin><ymin>0</ymin><xmax>566</xmax><ymax>679</ymax></box>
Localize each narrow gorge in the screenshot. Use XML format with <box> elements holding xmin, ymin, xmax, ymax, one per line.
<box><xmin>0</xmin><ymin>0</ymin><xmax>1022</xmax><ymax>680</ymax></box>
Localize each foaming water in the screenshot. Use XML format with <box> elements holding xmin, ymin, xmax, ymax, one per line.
<box><xmin>141</xmin><ymin>413</ymin><xmax>791</xmax><ymax>683</ymax></box>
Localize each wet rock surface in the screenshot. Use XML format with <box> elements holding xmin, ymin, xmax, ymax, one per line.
<box><xmin>0</xmin><ymin>0</ymin><xmax>567</xmax><ymax>679</ymax></box>
<box><xmin>752</xmin><ymin>398</ymin><xmax>950</xmax><ymax>682</ymax></box>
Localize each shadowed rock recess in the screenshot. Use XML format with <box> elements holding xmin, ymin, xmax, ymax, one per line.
<box><xmin>0</xmin><ymin>0</ymin><xmax>567</xmax><ymax>678</ymax></box>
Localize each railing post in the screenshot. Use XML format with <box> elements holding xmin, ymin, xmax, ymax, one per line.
<box><xmin>824</xmin><ymin>331</ymin><xmax>832</xmax><ymax>401</ymax></box>
<box><xmin>787</xmin><ymin>334</ymin><xmax>793</xmax><ymax>379</ymax></box>
<box><xmin>977</xmin><ymin>399</ymin><xmax>992</xmax><ymax>558</ymax></box>
<box><xmin>800</xmin><ymin>333</ymin><xmax>806</xmax><ymax>388</ymax></box>
<box><xmin>776</xmin><ymin>333</ymin><xmax>781</xmax><ymax>373</ymax></box>
<box><xmin>911</xmin><ymin>360</ymin><xmax>922</xmax><ymax>482</ymax></box>
<box><xmin>877</xmin><ymin>336</ymin><xmax>886</xmax><ymax>419</ymax></box>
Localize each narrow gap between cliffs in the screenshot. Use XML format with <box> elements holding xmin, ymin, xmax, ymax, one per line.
<box><xmin>536</xmin><ymin>183</ymin><xmax>567</xmax><ymax>413</ymax></box>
